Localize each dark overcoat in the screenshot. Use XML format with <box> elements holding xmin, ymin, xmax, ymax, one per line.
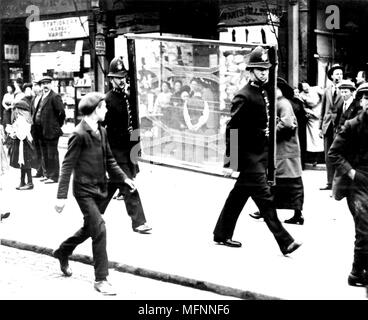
<box><xmin>32</xmin><ymin>90</ymin><xmax>65</xmax><ymax>140</ymax></box>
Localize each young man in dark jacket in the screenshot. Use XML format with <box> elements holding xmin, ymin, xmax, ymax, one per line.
<box><xmin>328</xmin><ymin>83</ymin><xmax>368</xmax><ymax>287</ymax></box>
<box><xmin>53</xmin><ymin>92</ymin><xmax>136</xmax><ymax>295</ymax></box>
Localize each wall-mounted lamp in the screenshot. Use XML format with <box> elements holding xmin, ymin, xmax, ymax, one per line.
<box><xmin>91</xmin><ymin>0</ymin><xmax>99</xmax><ymax>9</ymax></box>
<box><xmin>217</xmin><ymin>22</ymin><xmax>228</xmax><ymax>33</ymax></box>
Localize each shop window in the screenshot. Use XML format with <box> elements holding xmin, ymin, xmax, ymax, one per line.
<box><xmin>127</xmin><ymin>36</ymin><xmax>260</xmax><ymax>173</ymax></box>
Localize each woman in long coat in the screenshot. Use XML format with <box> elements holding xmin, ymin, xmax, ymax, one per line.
<box><xmin>250</xmin><ymin>79</ymin><xmax>305</xmax><ymax>224</ymax></box>
<box><xmin>273</xmin><ymin>82</ymin><xmax>304</xmax><ymax>224</ymax></box>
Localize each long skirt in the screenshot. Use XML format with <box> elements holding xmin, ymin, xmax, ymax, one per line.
<box><xmin>271</xmin><ymin>177</ymin><xmax>304</xmax><ymax>210</ymax></box>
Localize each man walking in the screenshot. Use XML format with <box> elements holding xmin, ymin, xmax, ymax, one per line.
<box><xmin>53</xmin><ymin>92</ymin><xmax>136</xmax><ymax>295</ymax></box>
<box><xmin>102</xmin><ymin>57</ymin><xmax>151</xmax><ymax>234</ymax></box>
<box><xmin>32</xmin><ymin>76</ymin><xmax>65</xmax><ymax>184</ymax></box>
<box><xmin>328</xmin><ymin>83</ymin><xmax>368</xmax><ymax>286</ymax></box>
<box><xmin>213</xmin><ymin>46</ymin><xmax>301</xmax><ymax>256</ymax></box>
<box><xmin>319</xmin><ymin>64</ymin><xmax>344</xmax><ymax>190</ymax></box>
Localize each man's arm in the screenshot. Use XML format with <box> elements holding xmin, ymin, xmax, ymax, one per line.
<box><xmin>328</xmin><ymin>121</ymin><xmax>355</xmax><ymax>178</ymax></box>
<box><xmin>57</xmin><ymin>133</ymin><xmax>82</xmax><ymax>199</ymax></box>
<box><xmin>52</xmin><ymin>94</ymin><xmax>66</xmax><ymax>126</ymax></box>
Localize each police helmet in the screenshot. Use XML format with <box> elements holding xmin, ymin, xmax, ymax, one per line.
<box><xmin>108</xmin><ymin>56</ymin><xmax>128</xmax><ymax>78</ymax></box>
<box><xmin>246</xmin><ymin>46</ymin><xmax>272</xmax><ymax>70</ymax></box>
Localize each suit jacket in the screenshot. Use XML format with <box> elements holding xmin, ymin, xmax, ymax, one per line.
<box><xmin>320</xmin><ymin>85</ymin><xmax>344</xmax><ymax>135</ymax></box>
<box><xmin>57</xmin><ymin>119</ymin><xmax>128</xmax><ymax>199</ymax></box>
<box><xmin>328</xmin><ymin>110</ymin><xmax>368</xmax><ymax>199</ymax></box>
<box><xmin>328</xmin><ymin>109</ymin><xmax>368</xmax><ymax>177</ymax></box>
<box><xmin>336</xmin><ymin>98</ymin><xmax>362</xmax><ymax>132</ymax></box>
<box><xmin>32</xmin><ymin>90</ymin><xmax>65</xmax><ymax>140</ymax></box>
<box><xmin>224</xmin><ymin>82</ymin><xmax>269</xmax><ymax>173</ymax></box>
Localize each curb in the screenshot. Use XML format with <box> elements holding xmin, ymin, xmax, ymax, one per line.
<box><xmin>1</xmin><ymin>238</ymin><xmax>282</xmax><ymax>300</ymax></box>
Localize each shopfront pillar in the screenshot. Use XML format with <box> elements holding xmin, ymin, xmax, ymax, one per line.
<box><xmin>288</xmin><ymin>0</ymin><xmax>299</xmax><ymax>88</ymax></box>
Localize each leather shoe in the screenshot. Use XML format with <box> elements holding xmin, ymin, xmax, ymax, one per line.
<box><xmin>44</xmin><ymin>178</ymin><xmax>58</xmax><ymax>184</ymax></box>
<box><xmin>133</xmin><ymin>223</ymin><xmax>152</xmax><ymax>234</ymax></box>
<box><xmin>94</xmin><ymin>280</ymin><xmax>116</xmax><ymax>295</ymax></box>
<box><xmin>282</xmin><ymin>241</ymin><xmax>302</xmax><ymax>255</ymax></box>
<box><xmin>33</xmin><ymin>174</ymin><xmax>44</xmax><ymax>178</ymax></box>
<box><xmin>0</xmin><ymin>212</ymin><xmax>10</xmax><ymax>222</ymax></box>
<box><xmin>284</xmin><ymin>216</ymin><xmax>304</xmax><ymax>225</ymax></box>
<box><xmin>53</xmin><ymin>249</ymin><xmax>72</xmax><ymax>277</ymax></box>
<box><xmin>214</xmin><ymin>238</ymin><xmax>242</xmax><ymax>248</ymax></box>
<box><xmin>18</xmin><ymin>183</ymin><xmax>34</xmax><ymax>190</ymax></box>
<box><xmin>319</xmin><ymin>185</ymin><xmax>332</xmax><ymax>190</ymax></box>
<box><xmin>15</xmin><ymin>183</ymin><xmax>26</xmax><ymax>190</ymax></box>
<box><xmin>348</xmin><ymin>271</ymin><xmax>368</xmax><ymax>287</ymax></box>
<box><xmin>249</xmin><ymin>211</ymin><xmax>263</xmax><ymax>219</ymax></box>
<box><xmin>40</xmin><ymin>177</ymin><xmax>49</xmax><ymax>182</ymax></box>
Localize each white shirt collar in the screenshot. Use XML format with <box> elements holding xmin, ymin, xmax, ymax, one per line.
<box><xmin>84</xmin><ymin>117</ymin><xmax>98</xmax><ymax>132</ymax></box>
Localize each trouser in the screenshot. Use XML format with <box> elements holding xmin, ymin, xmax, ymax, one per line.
<box><xmin>323</xmin><ymin>124</ymin><xmax>335</xmax><ymax>186</ymax></box>
<box><xmin>20</xmin><ymin>168</ymin><xmax>32</xmax><ymax>185</ymax></box>
<box><xmin>346</xmin><ymin>169</ymin><xmax>368</xmax><ymax>272</ymax></box>
<box><xmin>99</xmin><ymin>162</ymin><xmax>146</xmax><ymax>229</ymax></box>
<box><xmin>213</xmin><ymin>171</ymin><xmax>294</xmax><ymax>253</ymax></box>
<box><xmin>42</xmin><ymin>138</ymin><xmax>60</xmax><ymax>181</ymax></box>
<box><xmin>31</xmin><ymin>125</ymin><xmax>45</xmax><ymax>176</ymax></box>
<box><xmin>57</xmin><ymin>196</ymin><xmax>108</xmax><ymax>281</ymax></box>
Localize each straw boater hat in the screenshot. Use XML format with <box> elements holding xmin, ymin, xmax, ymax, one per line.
<box><xmin>327</xmin><ymin>64</ymin><xmax>343</xmax><ymax>81</ymax></box>
<box><xmin>355</xmin><ymin>82</ymin><xmax>368</xmax><ymax>99</ymax></box>
<box><xmin>38</xmin><ymin>76</ymin><xmax>53</xmax><ymax>84</ymax></box>
<box><xmin>338</xmin><ymin>79</ymin><xmax>356</xmax><ymax>91</ymax></box>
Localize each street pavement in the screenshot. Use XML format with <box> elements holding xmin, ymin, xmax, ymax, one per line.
<box><xmin>1</xmin><ymin>138</ymin><xmax>368</xmax><ymax>300</ymax></box>
<box><xmin>0</xmin><ymin>245</ymin><xmax>237</xmax><ymax>300</ymax></box>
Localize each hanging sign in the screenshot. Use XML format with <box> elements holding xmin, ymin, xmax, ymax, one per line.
<box><xmin>95</xmin><ymin>33</ymin><xmax>106</xmax><ymax>56</ymax></box>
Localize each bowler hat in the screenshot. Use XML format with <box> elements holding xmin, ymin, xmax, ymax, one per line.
<box><xmin>38</xmin><ymin>76</ymin><xmax>53</xmax><ymax>84</ymax></box>
<box><xmin>327</xmin><ymin>64</ymin><xmax>343</xmax><ymax>81</ymax></box>
<box><xmin>246</xmin><ymin>46</ymin><xmax>272</xmax><ymax>69</ymax></box>
<box><xmin>78</xmin><ymin>92</ymin><xmax>105</xmax><ymax>115</ymax></box>
<box><xmin>338</xmin><ymin>79</ymin><xmax>356</xmax><ymax>91</ymax></box>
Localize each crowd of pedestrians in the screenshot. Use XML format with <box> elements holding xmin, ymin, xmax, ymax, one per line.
<box><xmin>1</xmin><ymin>48</ymin><xmax>368</xmax><ymax>295</ymax></box>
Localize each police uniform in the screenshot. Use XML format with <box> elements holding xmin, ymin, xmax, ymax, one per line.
<box><xmin>101</xmin><ymin>57</ymin><xmax>149</xmax><ymax>232</ymax></box>
<box><xmin>213</xmin><ymin>46</ymin><xmax>300</xmax><ymax>255</ymax></box>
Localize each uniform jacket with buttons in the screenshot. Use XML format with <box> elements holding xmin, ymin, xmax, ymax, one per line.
<box><xmin>57</xmin><ymin>119</ymin><xmax>128</xmax><ymax>199</ymax></box>
<box><xmin>224</xmin><ymin>82</ymin><xmax>269</xmax><ymax>173</ymax></box>
<box><xmin>102</xmin><ymin>89</ymin><xmax>140</xmax><ymax>166</ymax></box>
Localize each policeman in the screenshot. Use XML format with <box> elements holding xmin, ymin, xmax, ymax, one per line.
<box><xmin>101</xmin><ymin>56</ymin><xmax>152</xmax><ymax>234</ymax></box>
<box><xmin>213</xmin><ymin>46</ymin><xmax>301</xmax><ymax>255</ymax></box>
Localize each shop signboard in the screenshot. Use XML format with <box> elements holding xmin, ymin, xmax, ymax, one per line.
<box><xmin>0</xmin><ymin>0</ymin><xmax>88</xmax><ymax>19</ymax></box>
<box><xmin>95</xmin><ymin>33</ymin><xmax>106</xmax><ymax>56</ymax></box>
<box><xmin>29</xmin><ymin>16</ymin><xmax>89</xmax><ymax>42</ymax></box>
<box><xmin>219</xmin><ymin>0</ymin><xmax>283</xmax><ymax>27</ymax></box>
<box><xmin>4</xmin><ymin>44</ymin><xmax>19</xmax><ymax>61</ymax></box>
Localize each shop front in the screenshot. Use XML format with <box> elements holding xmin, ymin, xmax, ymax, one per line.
<box><xmin>29</xmin><ymin>15</ymin><xmax>94</xmax><ymax>134</ymax></box>
<box><xmin>314</xmin><ymin>0</ymin><xmax>368</xmax><ymax>87</ymax></box>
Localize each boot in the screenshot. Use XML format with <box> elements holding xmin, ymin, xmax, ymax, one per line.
<box><xmin>348</xmin><ymin>253</ymin><xmax>368</xmax><ymax>287</ymax></box>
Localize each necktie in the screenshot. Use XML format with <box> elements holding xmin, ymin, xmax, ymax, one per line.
<box><xmin>343</xmin><ymin>101</ymin><xmax>348</xmax><ymax>113</ymax></box>
<box><xmin>333</xmin><ymin>87</ymin><xmax>337</xmax><ymax>102</ymax></box>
